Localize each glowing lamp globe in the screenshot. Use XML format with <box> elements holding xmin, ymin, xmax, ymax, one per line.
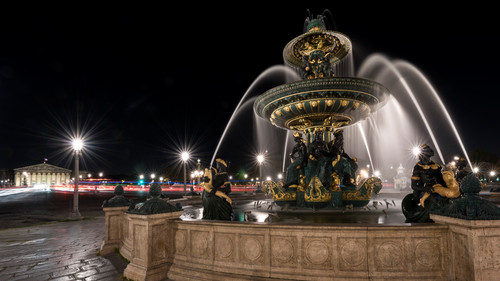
<box><xmin>72</xmin><ymin>139</ymin><xmax>84</xmax><ymax>151</ymax></box>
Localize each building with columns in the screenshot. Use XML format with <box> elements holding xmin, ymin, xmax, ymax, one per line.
<box><xmin>14</xmin><ymin>163</ymin><xmax>72</xmax><ymax>187</ymax></box>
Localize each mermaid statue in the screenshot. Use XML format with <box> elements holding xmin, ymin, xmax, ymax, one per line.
<box><xmin>200</xmin><ymin>158</ymin><xmax>233</xmax><ymax>220</ymax></box>
<box><xmin>402</xmin><ymin>144</ymin><xmax>460</xmax><ymax>222</ymax></box>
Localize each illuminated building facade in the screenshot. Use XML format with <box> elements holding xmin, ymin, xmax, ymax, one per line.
<box><xmin>14</xmin><ymin>163</ymin><xmax>71</xmax><ymax>187</ymax></box>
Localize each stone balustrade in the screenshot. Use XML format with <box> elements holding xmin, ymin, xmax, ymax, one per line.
<box><xmin>122</xmin><ymin>211</ymin><xmax>183</xmax><ymax>281</ymax></box>
<box><xmin>101</xmin><ymin>207</ymin><xmax>500</xmax><ymax>280</ymax></box>
<box><xmin>99</xmin><ymin>206</ymin><xmax>129</xmax><ymax>255</ymax></box>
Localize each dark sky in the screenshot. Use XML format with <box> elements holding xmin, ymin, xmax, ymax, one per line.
<box><xmin>0</xmin><ymin>5</ymin><xmax>498</xmax><ymax>178</ymax></box>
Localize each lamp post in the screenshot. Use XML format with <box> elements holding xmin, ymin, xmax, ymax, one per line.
<box><xmin>244</xmin><ymin>174</ymin><xmax>248</xmax><ymax>193</ymax></box>
<box><xmin>71</xmin><ymin>138</ymin><xmax>83</xmax><ymax>219</ymax></box>
<box><xmin>256</xmin><ymin>154</ymin><xmax>264</xmax><ymax>193</ymax></box>
<box><xmin>139</xmin><ymin>174</ymin><xmax>144</xmax><ymax>186</ymax></box>
<box><xmin>196</xmin><ymin>159</ymin><xmax>202</xmax><ymax>185</ymax></box>
<box><xmin>181</xmin><ymin>151</ymin><xmax>189</xmax><ymax>195</ymax></box>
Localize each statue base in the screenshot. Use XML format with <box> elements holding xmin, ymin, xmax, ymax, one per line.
<box><xmin>265</xmin><ymin>177</ymin><xmax>382</xmax><ymax>209</ymax></box>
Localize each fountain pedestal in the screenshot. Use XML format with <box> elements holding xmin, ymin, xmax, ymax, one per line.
<box><xmin>100</xmin><ymin>206</ymin><xmax>129</xmax><ymax>255</ymax></box>
<box><xmin>431</xmin><ymin>214</ymin><xmax>500</xmax><ymax>280</ymax></box>
<box><xmin>122</xmin><ymin>211</ymin><xmax>183</xmax><ymax>281</ymax></box>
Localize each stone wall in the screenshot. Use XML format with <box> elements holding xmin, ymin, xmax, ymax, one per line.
<box><xmin>166</xmin><ymin>221</ymin><xmax>449</xmax><ymax>280</ymax></box>
<box><xmin>100</xmin><ymin>207</ymin><xmax>500</xmax><ymax>280</ymax></box>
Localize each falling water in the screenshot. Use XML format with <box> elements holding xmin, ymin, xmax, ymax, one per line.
<box><xmin>282</xmin><ymin>131</ymin><xmax>291</xmax><ymax>172</ymax></box>
<box><xmin>212</xmin><ymin>50</ymin><xmax>470</xmax><ymax>182</ymax></box>
<box><xmin>356</xmin><ymin>53</ymin><xmax>471</xmax><ymax>169</ymax></box>
<box><xmin>393</xmin><ymin>60</ymin><xmax>472</xmax><ymax>168</ymax></box>
<box><xmin>357</xmin><ymin>123</ymin><xmax>374</xmax><ymax>171</ymax></box>
<box><xmin>357</xmin><ymin>54</ymin><xmax>445</xmax><ymax>164</ymax></box>
<box><xmin>210</xmin><ymin>65</ymin><xmax>300</xmax><ymax>167</ymax></box>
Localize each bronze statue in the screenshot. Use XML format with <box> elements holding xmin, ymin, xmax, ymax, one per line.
<box><xmin>410</xmin><ymin>144</ymin><xmax>445</xmax><ymax>205</ymax></box>
<box><xmin>201</xmin><ymin>158</ymin><xmax>233</xmax><ymax>220</ymax></box>
<box><xmin>328</xmin><ymin>129</ymin><xmax>357</xmax><ymax>187</ymax></box>
<box><xmin>302</xmin><ymin>50</ymin><xmax>333</xmax><ymax>79</ymax></box>
<box><xmin>127</xmin><ymin>183</ymin><xmax>181</xmax><ymax>214</ymax></box>
<box><xmin>102</xmin><ymin>185</ymin><xmax>130</xmax><ymax>207</ymax></box>
<box><xmin>403</xmin><ymin>144</ymin><xmax>460</xmax><ymax>222</ymax></box>
<box><xmin>454</xmin><ymin>156</ymin><xmax>469</xmax><ymax>183</ymax></box>
<box><xmin>283</xmin><ymin>132</ymin><xmax>307</xmax><ymax>189</ymax></box>
<box><xmin>307</xmin><ymin>129</ymin><xmax>330</xmax><ymax>185</ymax></box>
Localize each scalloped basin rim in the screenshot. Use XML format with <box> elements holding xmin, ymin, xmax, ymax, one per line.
<box><xmin>254</xmin><ymin>77</ymin><xmax>390</xmax><ymax>130</ymax></box>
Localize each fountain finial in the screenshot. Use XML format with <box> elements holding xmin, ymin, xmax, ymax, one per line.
<box><xmin>305</xmin><ymin>17</ymin><xmax>326</xmax><ymax>32</ymax></box>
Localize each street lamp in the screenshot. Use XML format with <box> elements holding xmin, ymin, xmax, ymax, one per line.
<box><xmin>139</xmin><ymin>174</ymin><xmax>144</xmax><ymax>186</ymax></box>
<box><xmin>181</xmin><ymin>151</ymin><xmax>190</xmax><ymax>195</ymax></box>
<box><xmin>412</xmin><ymin>146</ymin><xmax>421</xmax><ymax>157</ymax></box>
<box><xmin>196</xmin><ymin>159</ymin><xmax>202</xmax><ymax>185</ymax></box>
<box><xmin>244</xmin><ymin>174</ymin><xmax>248</xmax><ymax>193</ymax></box>
<box><xmin>256</xmin><ymin>154</ymin><xmax>265</xmax><ymax>193</ymax></box>
<box><xmin>70</xmin><ymin>138</ymin><xmax>83</xmax><ymax>219</ymax></box>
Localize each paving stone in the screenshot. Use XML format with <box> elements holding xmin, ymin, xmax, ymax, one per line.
<box><xmin>83</xmin><ymin>270</ymin><xmax>119</xmax><ymax>281</ymax></box>
<box><xmin>50</xmin><ymin>275</ymin><xmax>76</xmax><ymax>281</ymax></box>
<box><xmin>50</xmin><ymin>265</ymin><xmax>81</xmax><ymax>278</ymax></box>
<box><xmin>95</xmin><ymin>264</ymin><xmax>115</xmax><ymax>273</ymax></box>
<box><xmin>74</xmin><ymin>269</ymin><xmax>98</xmax><ymax>279</ymax></box>
<box><xmin>0</xmin><ymin>218</ymin><xmax>122</xmax><ymax>281</ymax></box>
<box><xmin>10</xmin><ymin>272</ymin><xmax>52</xmax><ymax>281</ymax></box>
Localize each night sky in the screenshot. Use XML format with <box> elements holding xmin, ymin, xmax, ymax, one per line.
<box><xmin>0</xmin><ymin>5</ymin><xmax>498</xmax><ymax>179</ymax></box>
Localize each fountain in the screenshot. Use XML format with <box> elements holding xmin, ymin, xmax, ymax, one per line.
<box><xmin>107</xmin><ymin>12</ymin><xmax>500</xmax><ymax>281</ymax></box>
<box><xmin>254</xmin><ymin>15</ymin><xmax>389</xmax><ymax>208</ymax></box>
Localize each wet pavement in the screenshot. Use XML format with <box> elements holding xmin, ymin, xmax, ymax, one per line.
<box><xmin>0</xmin><ymin>189</ymin><xmax>180</xmax><ymax>230</ymax></box>
<box><xmin>0</xmin><ymin>189</ymin><xmax>164</xmax><ymax>281</ymax></box>
<box><xmin>0</xmin><ymin>217</ymin><xmax>125</xmax><ymax>281</ymax></box>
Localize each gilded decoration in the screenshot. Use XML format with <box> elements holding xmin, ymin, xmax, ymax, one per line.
<box><xmin>304</xmin><ymin>177</ymin><xmax>332</xmax><ymax>202</ymax></box>
<box><xmin>283</xmin><ymin>30</ymin><xmax>352</xmax><ymax>71</ymax></box>
<box><xmin>254</xmin><ymin>77</ymin><xmax>386</xmax><ymax>132</ymax></box>
<box><xmin>264</xmin><ymin>180</ymin><xmax>297</xmax><ymax>202</ymax></box>
<box><xmin>201</xmin><ymin>168</ymin><xmax>232</xmax><ymax>204</ymax></box>
<box><xmin>342</xmin><ymin>177</ymin><xmax>382</xmax><ymax>202</ymax></box>
<box><xmin>294</xmin><ymin>33</ymin><xmax>339</xmax><ymax>57</ymax></box>
<box><xmin>253</xmin><ymin>15</ymin><xmax>388</xmax><ymax>209</ymax></box>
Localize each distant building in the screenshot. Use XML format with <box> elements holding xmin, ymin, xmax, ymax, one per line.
<box><xmin>393</xmin><ymin>164</ymin><xmax>409</xmax><ymax>190</ymax></box>
<box><xmin>14</xmin><ymin>163</ymin><xmax>72</xmax><ymax>187</ymax></box>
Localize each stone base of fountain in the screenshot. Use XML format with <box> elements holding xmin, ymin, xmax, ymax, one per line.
<box><xmin>100</xmin><ymin>195</ymin><xmax>500</xmax><ymax>280</ymax></box>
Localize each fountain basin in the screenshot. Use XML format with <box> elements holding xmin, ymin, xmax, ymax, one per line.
<box><xmin>254</xmin><ymin>77</ymin><xmax>389</xmax><ymax>131</ymax></box>
<box><xmin>167</xmin><ymin>218</ymin><xmax>449</xmax><ymax>280</ymax></box>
